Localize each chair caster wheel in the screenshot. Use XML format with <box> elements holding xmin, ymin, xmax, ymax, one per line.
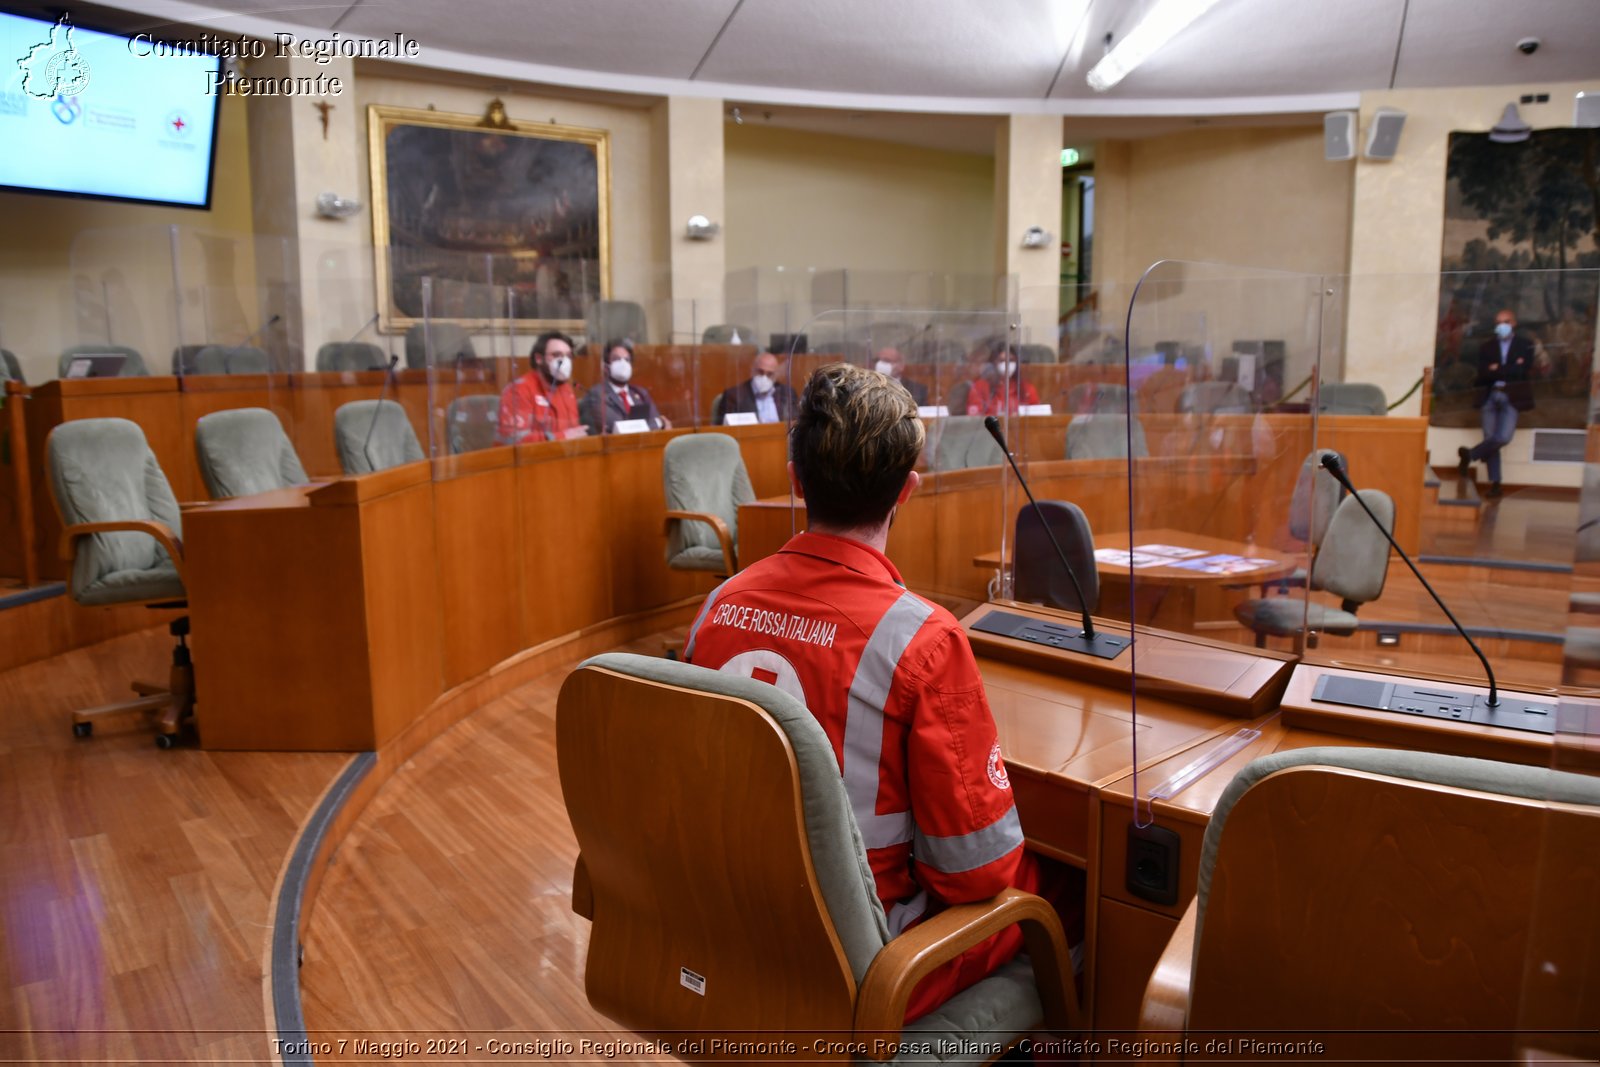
<box><xmin>154</xmin><ymin>733</ymin><xmax>177</xmax><ymax>750</ymax></box>
<box><xmin>73</xmin><ymin>722</ymin><xmax>92</xmax><ymax>739</ymax></box>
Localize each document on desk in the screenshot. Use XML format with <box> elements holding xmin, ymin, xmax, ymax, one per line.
<box><xmin>1169</xmin><ymin>554</ymin><xmax>1276</xmax><ymax>575</ymax></box>
<box><xmin>1095</xmin><ymin>549</ymin><xmax>1167</xmax><ymax>568</ymax></box>
<box><xmin>1133</xmin><ymin>543</ymin><xmax>1207</xmax><ymax>559</ymax></box>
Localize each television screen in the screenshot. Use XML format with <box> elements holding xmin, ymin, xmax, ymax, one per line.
<box><xmin>0</xmin><ymin>11</ymin><xmax>221</xmax><ymax>208</ymax></box>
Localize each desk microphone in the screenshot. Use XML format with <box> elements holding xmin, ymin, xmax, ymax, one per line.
<box><xmin>1319</xmin><ymin>453</ymin><xmax>1498</xmax><ymax>707</ymax></box>
<box><xmin>226</xmin><ymin>313</ymin><xmax>281</xmax><ymax>369</ymax></box>
<box><xmin>345</xmin><ymin>313</ymin><xmax>380</xmax><ymax>344</ymax></box>
<box><xmin>983</xmin><ymin>415</ymin><xmax>1128</xmax><ymax>659</ymax></box>
<box><xmin>362</xmin><ymin>354</ymin><xmax>401</xmax><ymax>471</ymax></box>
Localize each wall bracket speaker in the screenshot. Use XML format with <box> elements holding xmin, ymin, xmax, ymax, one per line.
<box><xmin>1324</xmin><ymin>111</ymin><xmax>1356</xmax><ymax>161</ymax></box>
<box><xmin>1364</xmin><ymin>107</ymin><xmax>1406</xmax><ymax>160</ymax></box>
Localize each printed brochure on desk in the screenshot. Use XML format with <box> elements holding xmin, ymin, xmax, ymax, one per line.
<box><xmin>1132</xmin><ymin>543</ymin><xmax>1207</xmax><ymax>559</ymax></box>
<box><xmin>1094</xmin><ymin>549</ymin><xmax>1168</xmax><ymax>568</ymax></box>
<box><xmin>1168</xmin><ymin>553</ymin><xmax>1276</xmax><ymax>575</ymax></box>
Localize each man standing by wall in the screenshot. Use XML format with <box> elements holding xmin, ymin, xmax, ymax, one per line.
<box><xmin>1459</xmin><ymin>308</ymin><xmax>1534</xmax><ymax>497</ymax></box>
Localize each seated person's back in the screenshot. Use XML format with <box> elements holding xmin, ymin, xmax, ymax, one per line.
<box><xmin>687</xmin><ymin>361</ymin><xmax>1068</xmax><ymax>1021</ymax></box>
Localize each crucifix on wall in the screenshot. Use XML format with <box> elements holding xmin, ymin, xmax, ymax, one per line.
<box><xmin>313</xmin><ymin>100</ymin><xmax>334</xmax><ymax>140</ymax></box>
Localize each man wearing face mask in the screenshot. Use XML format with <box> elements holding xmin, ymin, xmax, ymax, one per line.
<box><xmin>1458</xmin><ymin>308</ymin><xmax>1535</xmax><ymax>498</ymax></box>
<box><xmin>964</xmin><ymin>339</ymin><xmax>1039</xmax><ymax>417</ymax></box>
<box><xmin>685</xmin><ymin>362</ymin><xmax>1081</xmax><ymax>1022</ymax></box>
<box><xmin>714</xmin><ymin>350</ymin><xmax>795</xmax><ymax>424</ymax></box>
<box><xmin>580</xmin><ymin>338</ymin><xmax>671</xmax><ymax>434</ymax></box>
<box><xmin>873</xmin><ymin>346</ymin><xmax>929</xmax><ymax>407</ymax></box>
<box><xmin>497</xmin><ymin>331</ymin><xmax>585</xmax><ymax>444</ymax></box>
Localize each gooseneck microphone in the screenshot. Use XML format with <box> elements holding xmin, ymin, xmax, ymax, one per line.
<box><xmin>345</xmin><ymin>313</ymin><xmax>380</xmax><ymax>344</ymax></box>
<box><xmin>362</xmin><ymin>354</ymin><xmax>402</xmax><ymax>471</ymax></box>
<box><xmin>234</xmin><ymin>312</ymin><xmax>281</xmax><ymax>351</ymax></box>
<box><xmin>1320</xmin><ymin>453</ymin><xmax>1498</xmax><ymax>707</ymax></box>
<box><xmin>985</xmin><ymin>415</ymin><xmax>1103</xmax><ymax>644</ymax></box>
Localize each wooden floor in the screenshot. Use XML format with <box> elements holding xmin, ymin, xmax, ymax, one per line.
<box><xmin>0</xmin><ymin>627</ymin><xmax>349</xmax><ymax>1062</ymax></box>
<box><xmin>298</xmin><ymin>631</ymin><xmax>679</xmax><ymax>1062</ymax></box>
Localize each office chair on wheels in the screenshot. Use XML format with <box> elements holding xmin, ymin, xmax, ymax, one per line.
<box><xmin>559</xmin><ymin>654</ymin><xmax>1081</xmax><ymax>1064</ymax></box>
<box><xmin>48</xmin><ymin>418</ymin><xmax>194</xmax><ymax>748</ymax></box>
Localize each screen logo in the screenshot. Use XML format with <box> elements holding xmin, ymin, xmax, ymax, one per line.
<box><xmin>51</xmin><ymin>94</ymin><xmax>82</xmax><ymax>125</ymax></box>
<box><xmin>17</xmin><ymin>14</ymin><xmax>91</xmax><ymax>99</ymax></box>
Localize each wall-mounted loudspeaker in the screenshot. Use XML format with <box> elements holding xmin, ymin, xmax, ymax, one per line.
<box><xmin>1324</xmin><ymin>111</ymin><xmax>1356</xmax><ymax>161</ymax></box>
<box><xmin>1578</xmin><ymin>92</ymin><xmax>1600</xmax><ymax>128</ymax></box>
<box><xmin>1364</xmin><ymin>107</ymin><xmax>1406</xmax><ymax>160</ymax></box>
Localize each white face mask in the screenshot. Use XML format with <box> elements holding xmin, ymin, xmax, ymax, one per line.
<box><xmin>548</xmin><ymin>353</ymin><xmax>573</xmax><ymax>382</ymax></box>
<box><xmin>874</xmin><ymin>360</ymin><xmax>899</xmax><ymax>378</ymax></box>
<box><xmin>996</xmin><ymin>360</ymin><xmax>1017</xmax><ymax>379</ymax></box>
<box><xmin>751</xmin><ymin>371</ymin><xmax>775</xmax><ymax>396</ymax></box>
<box><xmin>608</xmin><ymin>359</ymin><xmax>633</xmax><ymax>384</ymax></box>
<box><xmin>1495</xmin><ymin>322</ymin><xmax>1513</xmax><ymax>340</ymax></box>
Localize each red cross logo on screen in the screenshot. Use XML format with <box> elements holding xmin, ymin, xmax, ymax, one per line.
<box><xmin>165</xmin><ymin>110</ymin><xmax>190</xmax><ymax>136</ymax></box>
<box><xmin>171</xmin><ymin>116</ymin><xmax>185</xmax><ymax>131</ymax></box>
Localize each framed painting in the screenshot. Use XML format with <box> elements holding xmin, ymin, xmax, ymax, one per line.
<box><xmin>368</xmin><ymin>103</ymin><xmax>610</xmax><ymax>333</ymax></box>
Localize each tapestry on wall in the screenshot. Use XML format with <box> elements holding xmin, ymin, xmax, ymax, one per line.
<box><xmin>369</xmin><ymin>104</ymin><xmax>609</xmax><ymax>334</ymax></box>
<box><xmin>1432</xmin><ymin>128</ymin><xmax>1599</xmax><ymax>429</ymax></box>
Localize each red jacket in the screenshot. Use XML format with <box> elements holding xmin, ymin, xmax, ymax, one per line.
<box><xmin>965</xmin><ymin>377</ymin><xmax>1039</xmax><ymax>417</ymax></box>
<box><xmin>686</xmin><ymin>531</ymin><xmax>1035</xmax><ymax>1017</ymax></box>
<box><xmin>497</xmin><ymin>372</ymin><xmax>581</xmax><ymax>443</ymax></box>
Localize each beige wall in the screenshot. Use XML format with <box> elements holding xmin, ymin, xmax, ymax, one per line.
<box><xmin>1347</xmin><ymin>81</ymin><xmax>1595</xmax><ymax>485</ymax></box>
<box><xmin>0</xmin><ymin>94</ymin><xmax>255</xmax><ymax>382</ymax></box>
<box><xmin>724</xmin><ymin>123</ymin><xmax>995</xmax><ymax>312</ymax></box>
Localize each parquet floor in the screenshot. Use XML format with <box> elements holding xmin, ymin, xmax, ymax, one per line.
<box><xmin>0</xmin><ymin>627</ymin><xmax>350</xmax><ymax>1063</ymax></box>
<box><xmin>297</xmin><ymin>632</ymin><xmax>680</xmax><ymax>1063</ymax></box>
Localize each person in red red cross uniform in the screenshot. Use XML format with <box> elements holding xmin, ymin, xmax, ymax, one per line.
<box><xmin>686</xmin><ymin>361</ymin><xmax>1081</xmax><ymax>1022</ymax></box>
<box><xmin>497</xmin><ymin>331</ymin><xmax>584</xmax><ymax>444</ymax></box>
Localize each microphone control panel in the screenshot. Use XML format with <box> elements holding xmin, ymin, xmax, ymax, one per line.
<box><xmin>971</xmin><ymin>610</ymin><xmax>1131</xmax><ymax>661</ymax></box>
<box><xmin>1312</xmin><ymin>674</ymin><xmax>1558</xmax><ymax>735</ymax></box>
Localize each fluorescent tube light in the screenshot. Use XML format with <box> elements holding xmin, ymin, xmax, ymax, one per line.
<box><xmin>1087</xmin><ymin>0</ymin><xmax>1226</xmax><ymax>92</ymax></box>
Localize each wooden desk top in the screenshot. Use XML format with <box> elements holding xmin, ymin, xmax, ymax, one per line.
<box><xmin>975</xmin><ymin>528</ymin><xmax>1297</xmax><ymax>588</ymax></box>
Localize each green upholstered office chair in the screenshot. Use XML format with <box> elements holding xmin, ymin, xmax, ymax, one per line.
<box><xmin>663</xmin><ymin>433</ymin><xmax>753</xmax><ymax>577</ymax></box>
<box><xmin>1018</xmin><ymin>343</ymin><xmax>1055</xmax><ymax>364</ymax></box>
<box><xmin>445</xmin><ymin>395</ymin><xmax>500</xmax><ymax>454</ymax></box>
<box><xmin>1013</xmin><ymin>501</ymin><xmax>1099</xmax><ymax>615</ymax></box>
<box><xmin>195</xmin><ymin>408</ymin><xmax>309</xmax><ymax>499</ymax></box>
<box><xmin>1065</xmin><ymin>414</ymin><xmax>1148</xmax><ymax>460</ymax></box>
<box><xmin>1316</xmin><ymin>381</ymin><xmax>1387</xmax><ymax>416</ymax></box>
<box><xmin>171</xmin><ymin>345</ymin><xmax>207</xmax><ymax>376</ymax></box>
<box><xmin>701</xmin><ymin>323</ymin><xmax>754</xmax><ymax>345</ymax></box>
<box><xmin>1140</xmin><ymin>747</ymin><xmax>1600</xmax><ymax>1063</ymax></box>
<box><xmin>405</xmin><ymin>323</ymin><xmax>476</xmax><ymax>369</ymax></box>
<box><xmin>585</xmin><ymin>300</ymin><xmax>647</xmax><ymax>346</ymax></box>
<box><xmin>932</xmin><ymin>416</ymin><xmax>1005</xmax><ymax>472</ymax></box>
<box><xmin>194</xmin><ymin>344</ymin><xmax>270</xmax><ymax>375</ymax></box>
<box><xmin>58</xmin><ymin>344</ymin><xmax>148</xmax><ymax>377</ymax></box>
<box><xmin>1233</xmin><ymin>488</ymin><xmax>1393</xmax><ymax>648</ymax></box>
<box><xmin>334</xmin><ymin>398</ymin><xmax>424</xmax><ymax>474</ymax></box>
<box><xmin>315</xmin><ymin>341</ymin><xmax>386</xmax><ymax>372</ymax></box>
<box><xmin>47</xmin><ymin>418</ymin><xmax>193</xmax><ymax>747</ymax></box>
<box><xmin>0</xmin><ymin>348</ymin><xmax>23</xmax><ymax>383</ymax></box>
<box><xmin>560</xmin><ymin>654</ymin><xmax>1080</xmax><ymax>1064</ymax></box>
<box><xmin>1065</xmin><ymin>382</ymin><xmax>1128</xmax><ymax>413</ymax></box>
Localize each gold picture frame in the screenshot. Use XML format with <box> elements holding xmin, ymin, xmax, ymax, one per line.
<box><xmin>368</xmin><ymin>103</ymin><xmax>610</xmax><ymax>334</ymax></box>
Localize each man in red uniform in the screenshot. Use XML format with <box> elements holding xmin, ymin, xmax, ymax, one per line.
<box><xmin>686</xmin><ymin>362</ymin><xmax>1073</xmax><ymax>1021</ymax></box>
<box><xmin>497</xmin><ymin>331</ymin><xmax>584</xmax><ymax>444</ymax></box>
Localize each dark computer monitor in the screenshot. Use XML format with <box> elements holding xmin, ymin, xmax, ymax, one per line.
<box><xmin>770</xmin><ymin>333</ymin><xmax>807</xmax><ymax>356</ymax></box>
<box><xmin>63</xmin><ymin>353</ymin><xmax>126</xmax><ymax>379</ymax></box>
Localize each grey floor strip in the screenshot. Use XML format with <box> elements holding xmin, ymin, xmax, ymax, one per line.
<box><xmin>272</xmin><ymin>750</ymin><xmax>376</xmax><ymax>1067</ymax></box>
<box><xmin>0</xmin><ymin>581</ymin><xmax>65</xmax><ymax>610</ymax></box>
<box><xmin>1417</xmin><ymin>555</ymin><xmax>1572</xmax><ymax>574</ymax></box>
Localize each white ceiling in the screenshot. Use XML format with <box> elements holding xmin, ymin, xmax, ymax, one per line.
<box><xmin>99</xmin><ymin>0</ymin><xmax>1600</xmax><ymax>110</ymax></box>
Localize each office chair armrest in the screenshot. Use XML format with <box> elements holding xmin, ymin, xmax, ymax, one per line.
<box><xmin>60</xmin><ymin>520</ymin><xmax>186</xmax><ymax>580</ymax></box>
<box><xmin>854</xmin><ymin>887</ymin><xmax>1080</xmax><ymax>1056</ymax></box>
<box><xmin>663</xmin><ymin>510</ymin><xmax>737</xmax><ymax>575</ymax></box>
<box><xmin>1138</xmin><ymin>898</ymin><xmax>1197</xmax><ymax>1032</ymax></box>
<box><xmin>571</xmin><ymin>855</ymin><xmax>594</xmax><ymax>920</ymax></box>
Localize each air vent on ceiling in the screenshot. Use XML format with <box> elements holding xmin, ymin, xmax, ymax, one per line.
<box><xmin>1530</xmin><ymin>429</ymin><xmax>1584</xmax><ymax>464</ymax></box>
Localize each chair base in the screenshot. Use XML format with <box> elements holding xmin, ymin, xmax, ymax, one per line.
<box><xmin>70</xmin><ymin>618</ymin><xmax>195</xmax><ymax>750</ymax></box>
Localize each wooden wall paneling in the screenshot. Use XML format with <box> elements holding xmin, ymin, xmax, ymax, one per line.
<box><xmin>1314</xmin><ymin>415</ymin><xmax>1426</xmax><ymax>555</ymax></box>
<box><xmin>718</xmin><ymin>422</ymin><xmax>790</xmax><ymax>499</ymax></box>
<box><xmin>515</xmin><ymin>438</ymin><xmax>613</xmax><ymax>647</ymax></box>
<box><xmin>288</xmin><ymin>372</ymin><xmax>403</xmax><ymax>478</ymax></box>
<box><xmin>24</xmin><ymin>382</ymin><xmax>65</xmax><ymax>581</ymax></box>
<box><xmin>0</xmin><ymin>591</ymin><xmax>182</xmax><ymax>675</ymax></box>
<box><xmin>0</xmin><ymin>382</ymin><xmax>33</xmax><ymax>584</ymax></box>
<box><xmin>347</xmin><ymin>476</ymin><xmax>444</xmax><ymax>747</ymax></box>
<box><xmin>1092</xmin><ymin>897</ymin><xmax>1184</xmax><ymax>1034</ymax></box>
<box><xmin>599</xmin><ymin>430</ymin><xmax>708</xmax><ymax>619</ymax></box>
<box><xmin>431</xmin><ymin>450</ymin><xmax>525</xmax><ymax>690</ymax></box>
<box><xmin>183</xmin><ymin>488</ymin><xmax>377</xmax><ymax>750</ymax></box>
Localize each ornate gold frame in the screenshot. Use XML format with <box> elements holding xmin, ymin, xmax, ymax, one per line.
<box><xmin>367</xmin><ymin>103</ymin><xmax>611</xmax><ymax>334</ymax></box>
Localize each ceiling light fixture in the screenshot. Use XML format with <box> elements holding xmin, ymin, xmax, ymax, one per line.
<box><xmin>1489</xmin><ymin>102</ymin><xmax>1532</xmax><ymax>143</ymax></box>
<box><xmin>1086</xmin><ymin>0</ymin><xmax>1225</xmax><ymax>93</ymax></box>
